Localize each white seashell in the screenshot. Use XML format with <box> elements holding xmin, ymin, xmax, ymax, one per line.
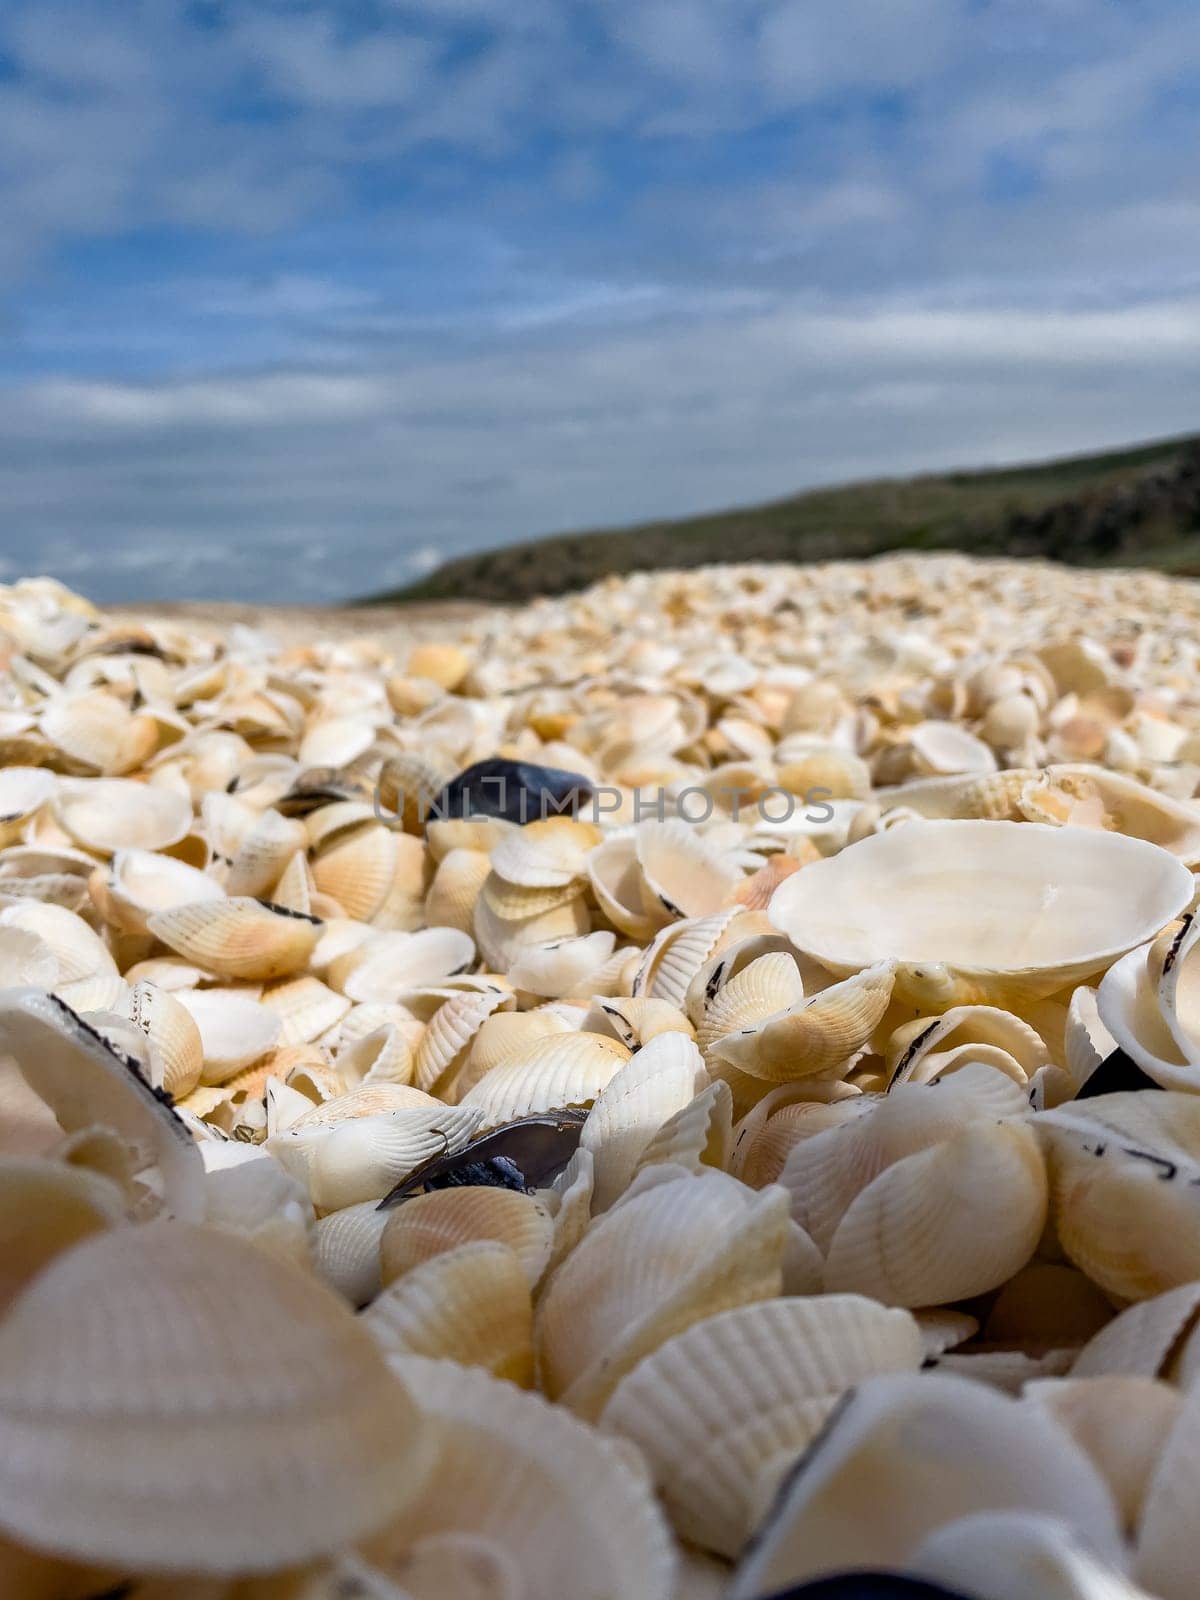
<box><xmin>259</xmin><ymin>974</ymin><xmax>352</xmax><ymax>1045</ymax></box>
<box><xmin>1137</xmin><ymin>1378</ymin><xmax>1200</xmax><ymax>1599</ymax></box>
<box><xmin>369</xmin><ymin>1356</ymin><xmax>676</xmax><ymax>1600</ymax></box>
<box><xmin>175</xmin><ymin>987</ymin><xmax>282</xmax><ymax>1085</ymax></box>
<box><xmin>1097</xmin><ymin>915</ymin><xmax>1200</xmax><ymax>1089</ymax></box>
<box><xmin>728</xmin><ymin>1371</ymin><xmax>1124</xmax><ymax>1599</ymax></box>
<box><xmin>269</xmin><ymin>1103</ymin><xmax>482</xmax><ymax>1211</ymax></box>
<box><xmin>708</xmin><ymin>958</ymin><xmax>896</xmax><ymax>1083</ymax></box>
<box><xmin>508</xmin><ymin>931</ymin><xmax>618</xmax><ymax>999</ymax></box>
<box><xmin>633</xmin><ymin>1077</ymin><xmax>734</xmax><ymax>1181</ymax></box>
<box><xmin>914</xmin><ymin>1511</ymin><xmax>1154</xmax><ymax>1600</ymax></box>
<box><xmin>769</xmin><ymin>819</ymin><xmax>1193</xmax><ymax>1009</ymax></box>
<box><xmin>333</xmin><ymin>926</ymin><xmax>475</xmax><ymax>1003</ymax></box>
<box><xmin>424</xmin><ymin>846</ymin><xmax>491</xmax><ymax>933</ymax></box>
<box><xmin>0</xmin><ymin>902</ymin><xmax>117</xmax><ymax>982</ymax></box>
<box><xmin>474</xmin><ymin>889</ymin><xmax>590</xmax><ymax>971</ymax></box>
<box><xmin>312</xmin><ymin>1200</ymin><xmax>390</xmax><ymax>1306</ymax></box>
<box><xmin>149</xmin><ymin>897</ymin><xmax>322</xmax><ymax>982</ymax></box>
<box><xmin>599</xmin><ymin>1295</ymin><xmax>923</xmax><ymax>1557</ymax></box>
<box><xmin>1065</xmin><ymin>984</ymin><xmax>1119</xmax><ymax>1088</ymax></box>
<box><xmin>0</xmin><ymin>1221</ymin><xmax>432</xmax><ymax>1575</ymax></box>
<box><xmin>536</xmin><ymin>1168</ymin><xmax>789</xmax><ymax>1420</ymax></box>
<box><xmin>1072</xmin><ymin>1282</ymin><xmax>1200</xmax><ymax>1382</ymax></box>
<box><xmin>53</xmin><ymin>776</ymin><xmax>192</xmax><ymax>853</ymax></box>
<box><xmin>336</xmin><ymin>1023</ymin><xmax>415</xmax><ymax>1089</ymax></box>
<box><xmin>539</xmin><ymin>1144</ymin><xmax>595</xmax><ymax>1277</ymax></box>
<box><xmin>581</xmin><ymin>1032</ymin><xmax>709</xmax><ymax>1211</ymax></box>
<box><xmin>201</xmin><ymin>1142</ymin><xmax>314</xmax><ymax>1270</ymax></box>
<box><xmin>632</xmin><ymin>908</ymin><xmax>747</xmax><ymax>1008</ymax></box>
<box><xmin>363</xmin><ymin>1240</ymin><xmax>534</xmax><ymax>1386</ymax></box>
<box><xmin>910</xmin><ymin>719</ymin><xmax>999</xmax><ymax>776</ymax></box>
<box><xmin>412</xmin><ymin>984</ymin><xmax>515</xmax><ymax>1096</ymax></box>
<box><xmin>96</xmin><ymin>847</ymin><xmax>224</xmax><ymax>936</ymax></box>
<box><xmin>459</xmin><ymin>1030</ymin><xmax>631</xmax><ymax>1129</ymax></box>
<box><xmin>886</xmin><ymin>1002</ymin><xmax>1049</xmax><ymax>1088</ymax></box>
<box><xmin>0</xmin><ymin>923</ymin><xmax>59</xmax><ymax>988</ymax></box>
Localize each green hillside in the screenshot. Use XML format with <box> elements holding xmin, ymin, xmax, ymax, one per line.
<box><xmin>367</xmin><ymin>432</ymin><xmax>1200</xmax><ymax>605</ymax></box>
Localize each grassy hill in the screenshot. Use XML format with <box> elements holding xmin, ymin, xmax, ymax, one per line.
<box><xmin>367</xmin><ymin>432</ymin><xmax>1200</xmax><ymax>605</ymax></box>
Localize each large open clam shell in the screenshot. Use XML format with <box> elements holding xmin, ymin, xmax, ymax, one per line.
<box><xmin>768</xmin><ymin>820</ymin><xmax>1193</xmax><ymax>1009</ymax></box>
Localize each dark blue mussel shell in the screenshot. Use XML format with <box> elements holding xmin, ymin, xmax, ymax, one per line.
<box><xmin>432</xmin><ymin>757</ymin><xmax>594</xmax><ymax>826</ymax></box>
<box><xmin>753</xmin><ymin>1578</ymin><xmax>973</xmax><ymax>1599</ymax></box>
<box><xmin>376</xmin><ymin>1109</ymin><xmax>589</xmax><ymax>1208</ymax></box>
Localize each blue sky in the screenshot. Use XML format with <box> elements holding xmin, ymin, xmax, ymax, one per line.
<box><xmin>1</xmin><ymin>0</ymin><xmax>1200</xmax><ymax>601</ymax></box>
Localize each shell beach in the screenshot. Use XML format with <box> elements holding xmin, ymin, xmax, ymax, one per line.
<box><xmin>4</xmin><ymin>554</ymin><xmax>1200</xmax><ymax>1598</ymax></box>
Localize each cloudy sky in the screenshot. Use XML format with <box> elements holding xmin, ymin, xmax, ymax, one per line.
<box><xmin>1</xmin><ymin>0</ymin><xmax>1199</xmax><ymax>601</ymax></box>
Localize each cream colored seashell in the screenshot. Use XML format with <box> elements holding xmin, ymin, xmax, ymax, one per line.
<box><xmin>123</xmin><ymin>953</ymin><xmax>215</xmax><ymax>990</ymax></box>
<box><xmin>1024</xmin><ymin>1376</ymin><xmax>1183</xmax><ymax>1534</ymax></box>
<box><xmin>539</xmin><ymin>1145</ymin><xmax>595</xmax><ymax>1277</ymax></box>
<box><xmin>40</xmin><ymin>691</ymin><xmax>157</xmax><ymax>775</ymax></box>
<box><xmin>599</xmin><ymin>1295</ymin><xmax>924</xmax><ymax>1557</ymax></box>
<box><xmin>311</xmin><ymin>821</ymin><xmax>401</xmax><ymax>922</ymax></box>
<box><xmin>367</xmin><ymin>1357</ymin><xmax>676</xmax><ymax>1600</ymax></box>
<box><xmin>94</xmin><ymin>847</ymin><xmax>224</xmax><ymax>936</ymax></box>
<box><xmin>0</xmin><ymin>1156</ymin><xmax>126</xmax><ymax>1311</ymax></box>
<box><xmin>822</xmin><ymin>1120</ymin><xmax>1047</xmax><ymax>1307</ymax></box>
<box><xmin>1020</xmin><ymin>765</ymin><xmax>1200</xmax><ymax>865</ymax></box>
<box><xmin>1039</xmin><ymin>1093</ymin><xmax>1200</xmax><ymax>1300</ymax></box>
<box><xmin>474</xmin><ymin>887</ymin><xmax>591</xmax><ymax>970</ymax></box>
<box><xmin>288</xmin><ymin>1081</ymin><xmax>444</xmax><ymax>1127</ymax></box>
<box><xmin>149</xmin><ymin>897</ymin><xmax>321</xmax><ymax>981</ymax></box>
<box><xmin>913</xmin><ymin>1511</ymin><xmax>1154</xmax><ymax>1600</ymax></box>
<box><xmin>580</xmin><ymin>1033</ymin><xmax>709</xmax><ymax>1210</ymax></box>
<box><xmin>0</xmin><ymin>988</ymin><xmax>203</xmax><ymax>1219</ymax></box>
<box><xmin>984</xmin><ymin>1263</ymin><xmax>1115</xmax><ymax>1350</ymax></box>
<box><xmin>769</xmin><ymin>819</ymin><xmax>1193</xmax><ymax>1009</ymax></box>
<box><xmin>914</xmin><ymin>1308</ymin><xmax>980</xmax><ymax>1358</ymax></box>
<box><xmin>406</xmin><ymin>640</ymin><xmax>470</xmax><ymax>689</ymax></box>
<box><xmin>909</xmin><ymin>719</ymin><xmax>999</xmax><ymax>776</ymax></box>
<box><xmin>269</xmin><ymin>1104</ymin><xmax>481</xmax><ymax>1211</ymax></box>
<box><xmin>200</xmin><ymin>1141</ymin><xmax>314</xmax><ymax>1271</ymax></box>
<box><xmin>0</xmin><ymin>923</ymin><xmax>59</xmax><ymax>988</ymax></box>
<box><xmin>331</xmin><ymin>926</ymin><xmax>475</xmax><ymax>1003</ymax></box>
<box><xmin>1071</xmin><ymin>1282</ymin><xmax>1200</xmax><ymax>1382</ymax></box>
<box><xmin>312</xmin><ymin>1200</ymin><xmax>390</xmax><ymax>1306</ymax></box>
<box><xmin>92</xmin><ymin>978</ymin><xmax>205</xmax><ymax>1100</ymax></box>
<box><xmin>1066</xmin><ymin>984</ymin><xmax>1119</xmax><ymax>1088</ymax></box>
<box><xmin>635</xmin><ymin>819</ymin><xmax>742</xmax><ymax>923</ymax></box>
<box><xmin>709</xmin><ymin>959</ymin><xmax>897</xmax><ymax>1084</ymax></box>
<box><xmin>380</xmin><ymin>1186</ymin><xmax>554</xmax><ymax>1290</ymax></box>
<box><xmin>0</xmin><ymin>767</ymin><xmax>55</xmax><ymax>847</ymax></box>
<box><xmin>266</xmin><ymin>1075</ymin><xmax>320</xmax><ymax>1135</ymax></box>
<box><xmin>730</xmin><ymin>1087</ymin><xmax>864</xmax><ymax>1189</ymax></box>
<box><xmin>174</xmin><ymin>987</ymin><xmax>282</xmax><ymax>1085</ymax></box>
<box><xmin>728</xmin><ymin>1371</ymin><xmax>1124</xmax><ymax>1600</ymax></box>
<box><xmin>299</xmin><ymin>714</ymin><xmax>377</xmax><ymax>771</ymax></box>
<box><xmin>460</xmin><ymin>1030</ymin><xmax>631</xmax><ymax>1128</ymax></box>
<box><xmin>426</xmin><ymin>814</ymin><xmax>515</xmax><ymax>863</ymax></box>
<box><xmin>466</xmin><ymin>1007</ymin><xmax>576</xmax><ymax>1079</ymax></box>
<box><xmin>336</xmin><ymin>1024</ymin><xmax>415</xmax><ymax>1089</ymax></box>
<box><xmin>695</xmin><ymin>949</ymin><xmax>806</xmax><ymax>1054</ymax></box>
<box><xmin>0</xmin><ymin>902</ymin><xmax>117</xmax><ymax>982</ymax></box>
<box><xmin>491</xmin><ymin>817</ymin><xmax>600</xmax><ymax>888</ymax></box>
<box><xmin>1097</xmin><ymin>915</ymin><xmax>1200</xmax><ymax>1090</ymax></box>
<box><xmin>259</xmin><ymin>975</ymin><xmax>351</xmax><ymax>1045</ymax></box>
<box><xmin>536</xmin><ymin>1168</ymin><xmax>789</xmax><ymax>1420</ymax></box>
<box><xmin>587</xmin><ymin>832</ymin><xmax>664</xmax><ymax>939</ymax></box>
<box><xmin>633</xmin><ymin>1078</ymin><xmax>734</xmax><ymax>1183</ymax></box>
<box><xmin>632</xmin><ymin>907</ymin><xmax>752</xmax><ymax>1008</ymax></box>
<box><xmin>363</xmin><ymin>1241</ymin><xmax>534</xmax><ymax>1386</ymax></box>
<box><xmin>223</xmin><ymin>808</ymin><xmax>309</xmax><ymax>899</ymax></box>
<box><xmin>1136</xmin><ymin>1378</ymin><xmax>1200</xmax><ymax>1599</ymax></box>
<box><xmin>53</xmin><ymin>777</ymin><xmax>192</xmax><ymax>854</ymax></box>
<box><xmin>424</xmin><ymin>846</ymin><xmax>491</xmax><ymax>933</ymax></box>
<box><xmin>886</xmin><ymin>1002</ymin><xmax>1049</xmax><ymax>1088</ymax></box>
<box><xmin>507</xmin><ymin>930</ymin><xmax>618</xmax><ymax>1000</ymax></box>
<box><xmin>413</xmin><ymin>985</ymin><xmax>516</xmax><ymax>1096</ymax></box>
<box><xmin>269</xmin><ymin>848</ymin><xmax>313</xmax><ymax>915</ymax></box>
<box><xmin>583</xmin><ymin>995</ymin><xmax>695</xmax><ymax>1052</ymax></box>
<box><xmin>0</xmin><ymin>1221</ymin><xmax>431</xmax><ymax>1575</ymax></box>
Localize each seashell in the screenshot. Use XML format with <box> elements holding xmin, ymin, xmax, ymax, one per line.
<box><xmin>491</xmin><ymin>816</ymin><xmax>600</xmax><ymax>888</ymax></box>
<box><xmin>728</xmin><ymin>1371</ymin><xmax>1124</xmax><ymax>1600</ymax></box>
<box><xmin>299</xmin><ymin>714</ymin><xmax>377</xmax><ymax>771</ymax></box>
<box><xmin>632</xmin><ymin>907</ymin><xmax>752</xmax><ymax>1007</ymax></box>
<box><xmin>40</xmin><ymin>690</ymin><xmax>157</xmax><ymax>775</ymax></box>
<box><xmin>269</xmin><ymin>847</ymin><xmax>313</xmax><ymax>914</ymax></box>
<box><xmin>1065</xmin><ymin>984</ymin><xmax>1119</xmax><ymax>1088</ymax></box>
<box><xmin>708</xmin><ymin>959</ymin><xmax>896</xmax><ymax>1084</ymax></box>
<box><xmin>313</xmin><ymin>822</ymin><xmax>409</xmax><ymax>924</ymax></box>
<box><xmin>886</xmin><ymin>1003</ymin><xmax>1049</xmax><ymax>1088</ymax></box>
<box><xmin>413</xmin><ymin>985</ymin><xmax>516</xmax><ymax>1096</ymax></box>
<box><xmin>363</xmin><ymin>1240</ymin><xmax>534</xmax><ymax>1385</ymax></box>
<box><xmin>201</xmin><ymin>1141</ymin><xmax>314</xmax><ymax>1269</ymax></box>
<box><xmin>424</xmin><ymin>846</ymin><xmax>491</xmax><ymax>933</ymax></box>
<box><xmin>1020</xmin><ymin>765</ymin><xmax>1200</xmax><ymax>865</ymax></box>
<box><xmin>288</xmin><ymin>1081</ymin><xmax>444</xmax><ymax>1127</ymax></box>
<box><xmin>460</xmin><ymin>1030</ymin><xmax>631</xmax><ymax>1129</ymax></box>
<box><xmin>474</xmin><ymin>885</ymin><xmax>591</xmax><ymax>970</ymax></box>
<box><xmin>1071</xmin><ymin>1281</ymin><xmax>1200</xmax><ymax>1382</ymax></box>
<box><xmin>507</xmin><ymin>929</ymin><xmax>618</xmax><ymax>999</ymax></box>
<box><xmin>93</xmin><ymin>847</ymin><xmax>224</xmax><ymax>936</ymax></box>
<box><xmin>821</xmin><ymin>1120</ymin><xmax>1047</xmax><ymax>1307</ymax></box>
<box><xmin>584</xmin><ymin>994</ymin><xmax>695</xmax><ymax>1050</ymax></box>
<box><xmin>913</xmin><ymin>1511</ymin><xmax>1155</xmax><ymax>1600</ymax></box>
<box><xmin>426</xmin><ymin>813</ymin><xmax>516</xmax><ymax>863</ymax></box>
<box><xmin>599</xmin><ymin>1295</ymin><xmax>923</xmax><ymax>1558</ymax></box>
<box><xmin>0</xmin><ymin>766</ymin><xmax>55</xmax><ymax>847</ymax></box>
<box><xmin>0</xmin><ymin>902</ymin><xmax>117</xmax><ymax>982</ymax></box>
<box><xmin>222</xmin><ymin>807</ymin><xmax>309</xmax><ymax>899</ymax></box>
<box><xmin>149</xmin><ymin>897</ymin><xmax>322</xmax><ymax>981</ymax></box>
<box><xmin>175</xmin><ymin>988</ymin><xmax>282</xmax><ymax>1085</ymax></box>
<box><xmin>1136</xmin><ymin>1377</ymin><xmax>1200</xmax><ymax>1599</ymax></box>
<box><xmin>536</xmin><ymin>1167</ymin><xmax>789</xmax><ymax>1420</ymax></box>
<box><xmin>366</xmin><ymin>1356</ymin><xmax>675</xmax><ymax>1600</ymax></box>
<box><xmin>91</xmin><ymin>978</ymin><xmax>205</xmax><ymax>1100</ymax></box>
<box><xmin>336</xmin><ymin>1024</ymin><xmax>415</xmax><ymax>1089</ymax></box>
<box><xmin>0</xmin><ymin>1155</ymin><xmax>126</xmax><ymax>1311</ymax></box>
<box><xmin>1023</xmin><ymin>1376</ymin><xmax>1183</xmax><ymax>1534</ymax></box>
<box><xmin>909</xmin><ymin>720</ymin><xmax>999</xmax><ymax>776</ymax></box>
<box><xmin>0</xmin><ymin>923</ymin><xmax>59</xmax><ymax>988</ymax></box>
<box><xmin>1038</xmin><ymin>1093</ymin><xmax>1200</xmax><ymax>1300</ymax></box>
<box><xmin>312</xmin><ymin>1200</ymin><xmax>391</xmax><ymax>1306</ymax></box>
<box><xmin>0</xmin><ymin>1221</ymin><xmax>432</xmax><ymax>1574</ymax></box>
<box><xmin>407</xmin><ymin>641</ymin><xmax>470</xmax><ymax>690</ymax></box>
<box><xmin>769</xmin><ymin>820</ymin><xmax>1192</xmax><ymax>1009</ymax></box>
<box><xmin>581</xmin><ymin>1032</ymin><xmax>710</xmax><ymax>1210</ymax></box>
<box><xmin>53</xmin><ymin>777</ymin><xmax>192</xmax><ymax>853</ymax></box>
<box><xmin>331</xmin><ymin>926</ymin><xmax>475</xmax><ymax>1003</ymax></box>
<box><xmin>0</xmin><ymin>987</ymin><xmax>203</xmax><ymax>1219</ymax></box>
<box><xmin>380</xmin><ymin>1186</ymin><xmax>554</xmax><ymax>1290</ymax></box>
<box><xmin>259</xmin><ymin>974</ymin><xmax>351</xmax><ymax>1045</ymax></box>
<box><xmin>1096</xmin><ymin>914</ymin><xmax>1200</xmax><ymax>1090</ymax></box>
<box><xmin>269</xmin><ymin>1103</ymin><xmax>482</xmax><ymax>1211</ymax></box>
<box><xmin>633</xmin><ymin>1078</ymin><xmax>735</xmax><ymax>1179</ymax></box>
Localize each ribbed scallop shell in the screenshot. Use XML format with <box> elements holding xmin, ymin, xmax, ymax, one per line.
<box><xmin>1</xmin><ymin>902</ymin><xmax>117</xmax><ymax>982</ymax></box>
<box><xmin>474</xmin><ymin>890</ymin><xmax>590</xmax><ymax>971</ymax></box>
<box><xmin>599</xmin><ymin>1295</ymin><xmax>924</xmax><ymax>1557</ymax></box>
<box><xmin>709</xmin><ymin>958</ymin><xmax>896</xmax><ymax>1083</ymax></box>
<box><xmin>425</xmin><ymin>846</ymin><xmax>491</xmax><ymax>933</ymax></box>
<box><xmin>222</xmin><ymin>808</ymin><xmax>309</xmax><ymax>900</ymax></box>
<box><xmin>580</xmin><ymin>1032</ymin><xmax>709</xmax><ymax>1210</ymax></box>
<box><xmin>311</xmin><ymin>822</ymin><xmax>400</xmax><ymax>922</ymax></box>
<box><xmin>312</xmin><ymin>1200</ymin><xmax>390</xmax><ymax>1306</ymax></box>
<box><xmin>149</xmin><ymin>898</ymin><xmax>321</xmax><ymax>981</ymax></box>
<box><xmin>632</xmin><ymin>908</ymin><xmax>747</xmax><ymax>1007</ymax></box>
<box><xmin>465</xmin><ymin>1007</ymin><xmax>576</xmax><ymax>1079</ymax></box>
<box><xmin>886</xmin><ymin>1002</ymin><xmax>1050</xmax><ymax>1088</ymax></box>
<box><xmin>380</xmin><ymin>1186</ymin><xmax>554</xmax><ymax>1290</ymax></box>
<box><xmin>335</xmin><ymin>1024</ymin><xmax>415</xmax><ymax>1089</ymax></box>
<box><xmin>0</xmin><ymin>1222</ymin><xmax>431</xmax><ymax>1575</ymax></box>
<box><xmin>363</xmin><ymin>1240</ymin><xmax>534</xmax><ymax>1385</ymax></box>
<box><xmin>535</xmin><ymin>1168</ymin><xmax>789</xmax><ymax>1420</ymax></box>
<box><xmin>268</xmin><ymin>1103</ymin><xmax>481</xmax><ymax>1211</ymax></box>
<box><xmin>491</xmin><ymin>818</ymin><xmax>599</xmax><ymax>888</ymax></box>
<box><xmin>585</xmin><ymin>995</ymin><xmax>694</xmax><ymax>1051</ymax></box>
<box><xmin>259</xmin><ymin>974</ymin><xmax>352</xmax><ymax>1045</ymax></box>
<box><xmin>727</xmin><ymin>1371</ymin><xmax>1124</xmax><ymax>1600</ymax></box>
<box><xmin>459</xmin><ymin>1031</ymin><xmax>631</xmax><ymax>1129</ymax></box>
<box><xmin>631</xmin><ymin>1077</ymin><xmax>733</xmax><ymax>1182</ymax></box>
<box><xmin>413</xmin><ymin>985</ymin><xmax>515</xmax><ymax>1095</ymax></box>
<box><xmin>769</xmin><ymin>819</ymin><xmax>1193</xmax><ymax>1009</ymax></box>
<box><xmin>366</xmin><ymin>1357</ymin><xmax>676</xmax><ymax>1600</ymax></box>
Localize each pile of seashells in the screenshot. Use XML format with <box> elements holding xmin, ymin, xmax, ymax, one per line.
<box><xmin>6</xmin><ymin>558</ymin><xmax>1200</xmax><ymax>1598</ymax></box>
